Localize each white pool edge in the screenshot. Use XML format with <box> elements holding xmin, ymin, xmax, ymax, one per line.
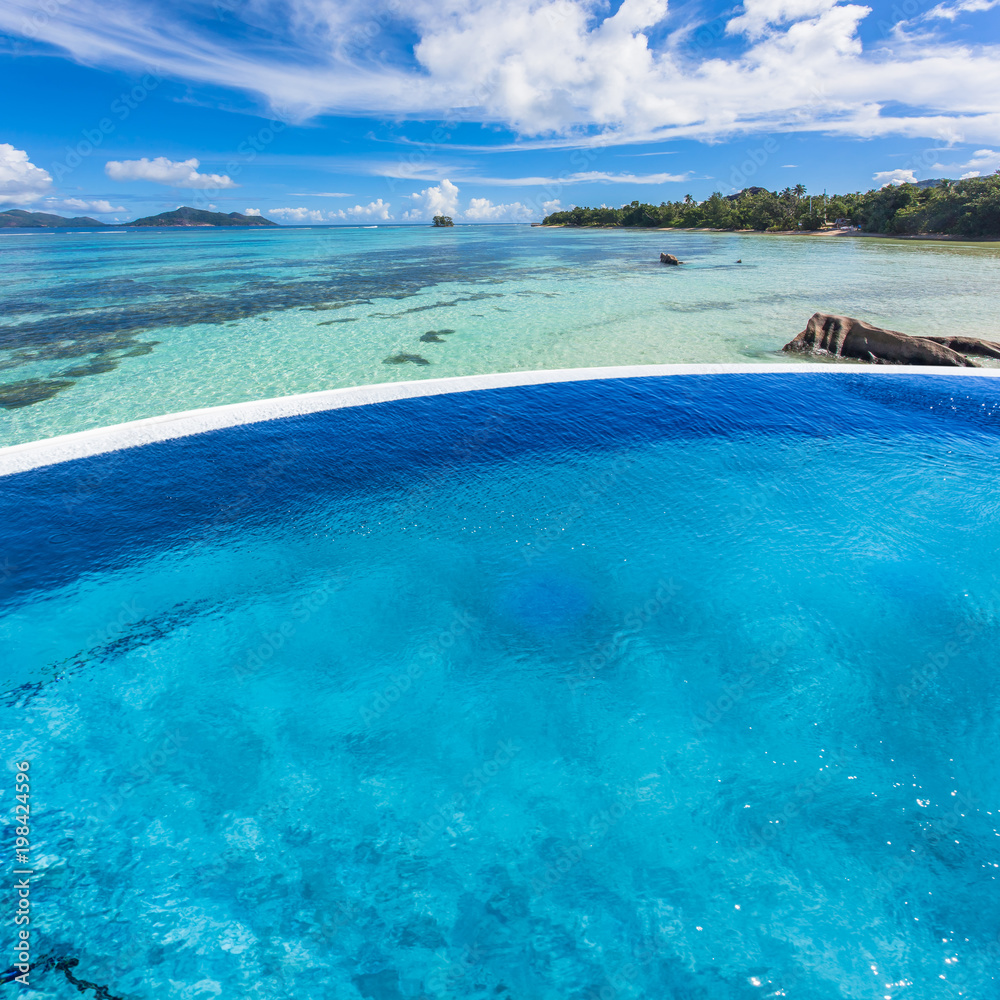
<box><xmin>3</xmin><ymin>362</ymin><xmax>999</xmax><ymax>477</ymax></box>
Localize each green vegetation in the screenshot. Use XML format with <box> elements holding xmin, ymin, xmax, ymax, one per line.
<box><xmin>125</xmin><ymin>207</ymin><xmax>277</xmax><ymax>227</ymax></box>
<box><xmin>432</xmin><ymin>215</ymin><xmax>454</xmax><ymax>227</ymax></box>
<box><xmin>541</xmin><ymin>174</ymin><xmax>1000</xmax><ymax>237</ymax></box>
<box><xmin>0</xmin><ymin>209</ymin><xmax>106</xmax><ymax>228</ymax></box>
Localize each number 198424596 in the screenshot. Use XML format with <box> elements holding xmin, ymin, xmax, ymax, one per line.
<box><xmin>14</xmin><ymin>761</ymin><xmax>30</xmax><ymax>865</ymax></box>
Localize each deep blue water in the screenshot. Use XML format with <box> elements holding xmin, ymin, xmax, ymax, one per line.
<box><xmin>2</xmin><ymin>372</ymin><xmax>1000</xmax><ymax>999</ymax></box>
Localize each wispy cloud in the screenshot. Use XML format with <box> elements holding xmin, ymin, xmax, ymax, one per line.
<box><xmin>1</xmin><ymin>0</ymin><xmax>999</xmax><ymax>145</ymax></box>
<box><xmin>467</xmin><ymin>171</ymin><xmax>689</xmax><ymax>186</ymax></box>
<box><xmin>924</xmin><ymin>0</ymin><xmax>1000</xmax><ymax>20</ymax></box>
<box><xmin>930</xmin><ymin>147</ymin><xmax>1000</xmax><ymax>174</ymax></box>
<box><xmin>44</xmin><ymin>198</ymin><xmax>126</xmax><ymax>213</ymax></box>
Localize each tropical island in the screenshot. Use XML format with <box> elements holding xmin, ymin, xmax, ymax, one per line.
<box><xmin>0</xmin><ymin>206</ymin><xmax>278</xmax><ymax>228</ymax></box>
<box><xmin>0</xmin><ymin>208</ymin><xmax>107</xmax><ymax>228</ymax></box>
<box><xmin>541</xmin><ymin>174</ymin><xmax>1000</xmax><ymax>238</ymax></box>
<box><xmin>126</xmin><ymin>207</ymin><xmax>277</xmax><ymax>227</ymax></box>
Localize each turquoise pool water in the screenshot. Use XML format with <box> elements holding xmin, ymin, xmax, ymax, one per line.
<box><xmin>2</xmin><ymin>225</ymin><xmax>1000</xmax><ymax>446</ymax></box>
<box><xmin>2</xmin><ymin>373</ymin><xmax>999</xmax><ymax>999</ymax></box>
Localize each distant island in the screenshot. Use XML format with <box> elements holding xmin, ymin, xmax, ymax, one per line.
<box><xmin>126</xmin><ymin>207</ymin><xmax>278</xmax><ymax>227</ymax></box>
<box><xmin>0</xmin><ymin>208</ymin><xmax>106</xmax><ymax>228</ymax></box>
<box><xmin>542</xmin><ymin>174</ymin><xmax>1000</xmax><ymax>238</ymax></box>
<box><xmin>0</xmin><ymin>206</ymin><xmax>279</xmax><ymax>228</ymax></box>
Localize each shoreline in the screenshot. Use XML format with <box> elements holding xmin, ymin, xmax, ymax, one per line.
<box><xmin>540</xmin><ymin>224</ymin><xmax>1000</xmax><ymax>244</ymax></box>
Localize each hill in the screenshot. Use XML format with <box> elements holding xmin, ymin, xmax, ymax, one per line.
<box><xmin>0</xmin><ymin>209</ymin><xmax>107</xmax><ymax>228</ymax></box>
<box><xmin>124</xmin><ymin>207</ymin><xmax>278</xmax><ymax>227</ymax></box>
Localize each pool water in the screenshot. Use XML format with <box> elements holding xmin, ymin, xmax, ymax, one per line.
<box><xmin>2</xmin><ymin>372</ymin><xmax>1000</xmax><ymax>999</ymax></box>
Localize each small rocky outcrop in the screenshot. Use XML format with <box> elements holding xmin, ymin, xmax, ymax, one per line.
<box><xmin>659</xmin><ymin>253</ymin><xmax>683</xmax><ymax>265</ymax></box>
<box><xmin>783</xmin><ymin>313</ymin><xmax>981</xmax><ymax>367</ymax></box>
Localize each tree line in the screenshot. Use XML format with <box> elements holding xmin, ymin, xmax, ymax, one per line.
<box><xmin>541</xmin><ymin>174</ymin><xmax>1000</xmax><ymax>237</ymax></box>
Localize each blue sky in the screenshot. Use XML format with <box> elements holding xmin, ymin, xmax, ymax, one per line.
<box><xmin>1</xmin><ymin>0</ymin><xmax>998</xmax><ymax>223</ymax></box>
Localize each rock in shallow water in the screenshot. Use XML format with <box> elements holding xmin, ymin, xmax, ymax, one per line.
<box><xmin>783</xmin><ymin>313</ymin><xmax>980</xmax><ymax>367</ymax></box>
<box><xmin>0</xmin><ymin>377</ymin><xmax>76</xmax><ymax>409</ymax></box>
<box><xmin>659</xmin><ymin>253</ymin><xmax>683</xmax><ymax>265</ymax></box>
<box><xmin>383</xmin><ymin>353</ymin><xmax>431</xmax><ymax>365</ymax></box>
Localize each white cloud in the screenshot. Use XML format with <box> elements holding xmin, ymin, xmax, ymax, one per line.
<box><xmin>402</xmin><ymin>179</ymin><xmax>460</xmax><ymax>221</ymax></box>
<box><xmin>463</xmin><ymin>198</ymin><xmax>537</xmax><ymax>222</ymax></box>
<box><xmin>468</xmin><ymin>170</ymin><xmax>688</xmax><ymax>186</ymax></box>
<box><xmin>925</xmin><ymin>0</ymin><xmax>1000</xmax><ymax>19</ymax></box>
<box><xmin>331</xmin><ymin>198</ymin><xmax>393</xmax><ymax>220</ymax></box>
<box><xmin>105</xmin><ymin>157</ymin><xmax>237</xmax><ymax>189</ymax></box>
<box><xmin>961</xmin><ymin>170</ymin><xmax>981</xmax><ymax>178</ymax></box>
<box><xmin>727</xmin><ymin>0</ymin><xmax>842</xmax><ymax>38</ymax></box>
<box><xmin>873</xmin><ymin>168</ymin><xmax>917</xmax><ymax>186</ymax></box>
<box><xmin>1</xmin><ymin>0</ymin><xmax>1000</xmax><ymax>145</ymax></box>
<box><xmin>45</xmin><ymin>198</ymin><xmax>126</xmax><ymax>213</ymax></box>
<box><xmin>244</xmin><ymin>207</ymin><xmax>262</xmax><ymax>215</ymax></box>
<box><xmin>0</xmin><ymin>144</ymin><xmax>52</xmax><ymax>205</ymax></box>
<box><xmin>291</xmin><ymin>191</ymin><xmax>353</xmax><ymax>197</ymax></box>
<box><xmin>267</xmin><ymin>207</ymin><xmax>326</xmax><ymax>222</ymax></box>
<box><xmin>542</xmin><ymin>199</ymin><xmax>563</xmax><ymax>215</ymax></box>
<box><xmin>930</xmin><ymin>148</ymin><xmax>1000</xmax><ymax>175</ymax></box>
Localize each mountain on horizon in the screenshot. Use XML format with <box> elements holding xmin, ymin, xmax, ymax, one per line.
<box><xmin>0</xmin><ymin>208</ymin><xmax>107</xmax><ymax>228</ymax></box>
<box><xmin>0</xmin><ymin>206</ymin><xmax>280</xmax><ymax>229</ymax></box>
<box><xmin>125</xmin><ymin>207</ymin><xmax>278</xmax><ymax>227</ymax></box>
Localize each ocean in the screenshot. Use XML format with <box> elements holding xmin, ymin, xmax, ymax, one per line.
<box><xmin>2</xmin><ymin>223</ymin><xmax>999</xmax><ymax>446</ymax></box>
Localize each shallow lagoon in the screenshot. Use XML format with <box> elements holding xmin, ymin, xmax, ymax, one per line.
<box><xmin>2</xmin><ymin>224</ymin><xmax>999</xmax><ymax>445</ymax></box>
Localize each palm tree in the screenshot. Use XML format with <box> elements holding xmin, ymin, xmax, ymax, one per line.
<box><xmin>794</xmin><ymin>184</ymin><xmax>806</xmax><ymax>198</ymax></box>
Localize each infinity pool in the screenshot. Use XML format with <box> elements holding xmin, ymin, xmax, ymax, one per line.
<box><xmin>2</xmin><ymin>370</ymin><xmax>999</xmax><ymax>999</ymax></box>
